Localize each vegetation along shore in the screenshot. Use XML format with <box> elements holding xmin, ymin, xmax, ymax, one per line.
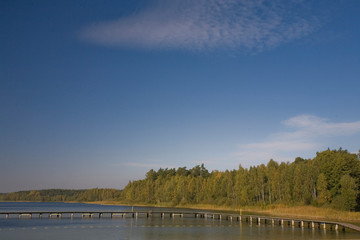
<box><xmin>1</xmin><ymin>149</ymin><xmax>359</xmax><ymax>223</ymax></box>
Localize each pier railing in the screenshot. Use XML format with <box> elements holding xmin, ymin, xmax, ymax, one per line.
<box><xmin>0</xmin><ymin>210</ymin><xmax>359</xmax><ymax>233</ymax></box>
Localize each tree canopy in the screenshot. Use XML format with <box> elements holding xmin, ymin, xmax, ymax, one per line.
<box><xmin>120</xmin><ymin>149</ymin><xmax>360</xmax><ymax>211</ymax></box>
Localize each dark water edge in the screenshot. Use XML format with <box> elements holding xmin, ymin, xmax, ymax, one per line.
<box><xmin>0</xmin><ymin>202</ymin><xmax>359</xmax><ymax>240</ymax></box>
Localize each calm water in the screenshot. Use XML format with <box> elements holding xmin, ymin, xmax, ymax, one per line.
<box><xmin>0</xmin><ymin>202</ymin><xmax>358</xmax><ymax>240</ymax></box>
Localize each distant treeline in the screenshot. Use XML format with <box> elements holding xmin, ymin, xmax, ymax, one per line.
<box><xmin>0</xmin><ymin>188</ymin><xmax>121</xmax><ymax>202</ymax></box>
<box><xmin>1</xmin><ymin>149</ymin><xmax>359</xmax><ymax>211</ymax></box>
<box><xmin>120</xmin><ymin>149</ymin><xmax>360</xmax><ymax>211</ymax></box>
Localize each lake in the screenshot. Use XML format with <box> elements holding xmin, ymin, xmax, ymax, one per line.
<box><xmin>0</xmin><ymin>202</ymin><xmax>358</xmax><ymax>239</ymax></box>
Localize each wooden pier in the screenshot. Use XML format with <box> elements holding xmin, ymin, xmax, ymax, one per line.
<box><xmin>1</xmin><ymin>211</ymin><xmax>359</xmax><ymax>233</ymax></box>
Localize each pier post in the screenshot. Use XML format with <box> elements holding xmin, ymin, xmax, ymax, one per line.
<box><xmin>281</xmin><ymin>219</ymin><xmax>284</xmax><ymax>226</ymax></box>
<box><xmin>301</xmin><ymin>221</ymin><xmax>304</xmax><ymax>228</ymax></box>
<box><xmin>19</xmin><ymin>213</ymin><xmax>32</xmax><ymax>219</ymax></box>
<box><xmin>312</xmin><ymin>222</ymin><xmax>315</xmax><ymax>229</ymax></box>
<box><xmin>292</xmin><ymin>220</ymin><xmax>294</xmax><ymax>226</ymax></box>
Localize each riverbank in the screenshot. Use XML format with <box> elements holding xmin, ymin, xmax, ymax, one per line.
<box><xmin>85</xmin><ymin>201</ymin><xmax>360</xmax><ymax>224</ymax></box>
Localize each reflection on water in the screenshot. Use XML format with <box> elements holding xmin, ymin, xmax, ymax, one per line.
<box><xmin>0</xmin><ymin>202</ymin><xmax>358</xmax><ymax>240</ymax></box>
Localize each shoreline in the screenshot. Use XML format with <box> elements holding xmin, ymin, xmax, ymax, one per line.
<box><xmin>2</xmin><ymin>200</ymin><xmax>359</xmax><ymax>224</ymax></box>
<box><xmin>84</xmin><ymin>201</ymin><xmax>360</xmax><ymax>225</ymax></box>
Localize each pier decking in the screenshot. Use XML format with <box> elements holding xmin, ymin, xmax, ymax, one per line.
<box><xmin>1</xmin><ymin>210</ymin><xmax>359</xmax><ymax>233</ymax></box>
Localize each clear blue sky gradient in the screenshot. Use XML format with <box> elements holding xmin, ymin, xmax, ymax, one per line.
<box><xmin>1</xmin><ymin>0</ymin><xmax>360</xmax><ymax>192</ymax></box>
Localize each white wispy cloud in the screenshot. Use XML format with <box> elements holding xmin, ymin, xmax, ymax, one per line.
<box><xmin>283</xmin><ymin>115</ymin><xmax>360</xmax><ymax>136</ymax></box>
<box><xmin>236</xmin><ymin>115</ymin><xmax>360</xmax><ymax>166</ymax></box>
<box><xmin>80</xmin><ymin>0</ymin><xmax>320</xmax><ymax>51</ymax></box>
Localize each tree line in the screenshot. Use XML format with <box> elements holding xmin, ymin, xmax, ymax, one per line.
<box><xmin>1</xmin><ymin>149</ymin><xmax>359</xmax><ymax>211</ymax></box>
<box><xmin>120</xmin><ymin>149</ymin><xmax>360</xmax><ymax>211</ymax></box>
<box><xmin>0</xmin><ymin>188</ymin><xmax>121</xmax><ymax>202</ymax></box>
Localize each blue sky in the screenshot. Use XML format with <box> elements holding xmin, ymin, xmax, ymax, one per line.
<box><xmin>1</xmin><ymin>0</ymin><xmax>360</xmax><ymax>192</ymax></box>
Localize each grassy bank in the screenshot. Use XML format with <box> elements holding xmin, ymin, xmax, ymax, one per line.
<box><xmin>237</xmin><ymin>205</ymin><xmax>360</xmax><ymax>224</ymax></box>
<box><xmin>172</xmin><ymin>204</ymin><xmax>360</xmax><ymax>224</ymax></box>
<box><xmin>86</xmin><ymin>201</ymin><xmax>360</xmax><ymax>224</ymax></box>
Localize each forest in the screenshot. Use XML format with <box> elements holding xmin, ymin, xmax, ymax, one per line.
<box><xmin>120</xmin><ymin>149</ymin><xmax>360</xmax><ymax>211</ymax></box>
<box><xmin>1</xmin><ymin>149</ymin><xmax>359</xmax><ymax>211</ymax></box>
<box><xmin>0</xmin><ymin>188</ymin><xmax>121</xmax><ymax>202</ymax></box>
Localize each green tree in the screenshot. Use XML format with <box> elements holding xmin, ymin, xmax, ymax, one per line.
<box><xmin>267</xmin><ymin>159</ymin><xmax>279</xmax><ymax>204</ymax></box>
<box><xmin>257</xmin><ymin>164</ymin><xmax>267</xmax><ymax>205</ymax></box>
<box><xmin>316</xmin><ymin>173</ymin><xmax>330</xmax><ymax>205</ymax></box>
<box><xmin>234</xmin><ymin>165</ymin><xmax>249</xmax><ymax>206</ymax></box>
<box><xmin>334</xmin><ymin>175</ymin><xmax>358</xmax><ymax>211</ymax></box>
<box><xmin>314</xmin><ymin>149</ymin><xmax>360</xmax><ymax>199</ymax></box>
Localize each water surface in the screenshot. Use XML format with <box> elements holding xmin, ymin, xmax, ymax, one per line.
<box><xmin>0</xmin><ymin>202</ymin><xmax>358</xmax><ymax>240</ymax></box>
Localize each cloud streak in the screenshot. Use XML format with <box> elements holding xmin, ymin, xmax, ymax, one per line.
<box><xmin>236</xmin><ymin>115</ymin><xmax>360</xmax><ymax>166</ymax></box>
<box><xmin>283</xmin><ymin>115</ymin><xmax>360</xmax><ymax>136</ymax></box>
<box><xmin>80</xmin><ymin>0</ymin><xmax>321</xmax><ymax>51</ymax></box>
